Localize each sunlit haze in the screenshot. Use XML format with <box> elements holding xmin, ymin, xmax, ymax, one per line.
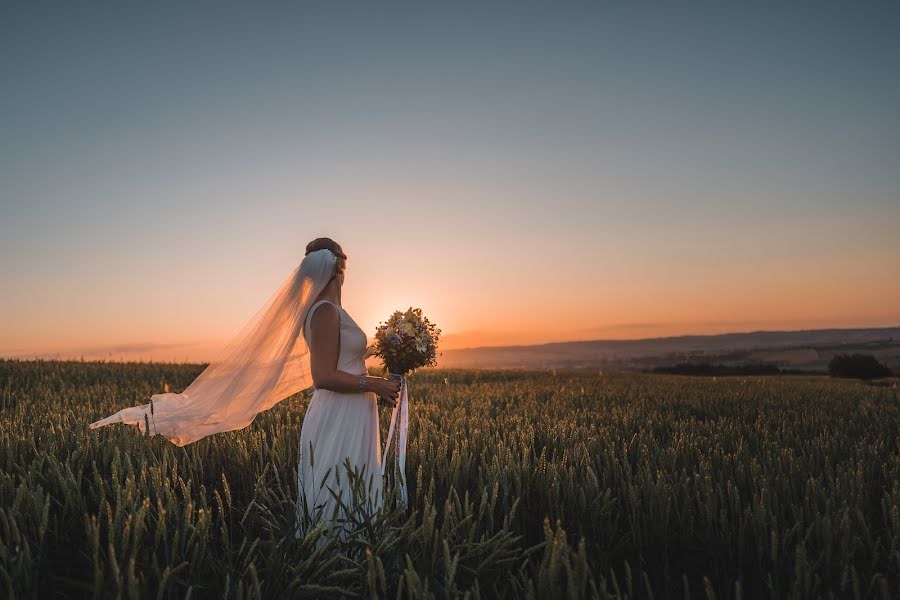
<box><xmin>2</xmin><ymin>2</ymin><xmax>898</xmax><ymax>362</ymax></box>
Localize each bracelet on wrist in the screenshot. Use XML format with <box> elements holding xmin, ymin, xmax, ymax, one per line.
<box><xmin>358</xmin><ymin>374</ymin><xmax>367</xmax><ymax>391</ymax></box>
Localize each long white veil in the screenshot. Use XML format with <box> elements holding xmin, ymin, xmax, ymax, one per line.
<box><xmin>89</xmin><ymin>248</ymin><xmax>338</xmax><ymax>446</ymax></box>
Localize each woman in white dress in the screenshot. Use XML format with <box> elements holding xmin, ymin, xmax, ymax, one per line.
<box><xmin>89</xmin><ymin>236</ymin><xmax>400</xmax><ymax>543</ymax></box>
<box><xmin>294</xmin><ymin>238</ymin><xmax>401</xmax><ymax>543</ymax></box>
<box><xmin>90</xmin><ymin>238</ymin><xmax>400</xmax><ymax>539</ymax></box>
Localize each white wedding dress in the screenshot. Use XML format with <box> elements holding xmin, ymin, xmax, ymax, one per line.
<box><xmin>294</xmin><ymin>299</ymin><xmax>383</xmax><ymax>542</ymax></box>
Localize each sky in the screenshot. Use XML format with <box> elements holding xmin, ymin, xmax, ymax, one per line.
<box><xmin>1</xmin><ymin>1</ymin><xmax>898</xmax><ymax>362</ymax></box>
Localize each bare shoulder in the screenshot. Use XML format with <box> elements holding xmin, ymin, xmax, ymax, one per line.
<box><xmin>310</xmin><ymin>302</ymin><xmax>340</xmax><ymax>327</ymax></box>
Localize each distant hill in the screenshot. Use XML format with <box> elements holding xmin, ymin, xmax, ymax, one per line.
<box><xmin>436</xmin><ymin>327</ymin><xmax>900</xmax><ymax>372</ymax></box>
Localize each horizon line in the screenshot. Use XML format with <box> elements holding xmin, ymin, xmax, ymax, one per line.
<box><xmin>4</xmin><ymin>323</ymin><xmax>899</xmax><ymax>363</ymax></box>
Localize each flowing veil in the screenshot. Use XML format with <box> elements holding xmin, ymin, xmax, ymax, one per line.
<box><xmin>89</xmin><ymin>249</ymin><xmax>339</xmax><ymax>446</ymax></box>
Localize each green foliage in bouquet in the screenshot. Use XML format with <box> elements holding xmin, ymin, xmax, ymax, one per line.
<box><xmin>372</xmin><ymin>307</ymin><xmax>441</xmax><ymax>375</ymax></box>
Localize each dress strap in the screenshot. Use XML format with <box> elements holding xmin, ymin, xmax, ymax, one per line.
<box><xmin>309</xmin><ymin>299</ymin><xmax>336</xmax><ymax>313</ymax></box>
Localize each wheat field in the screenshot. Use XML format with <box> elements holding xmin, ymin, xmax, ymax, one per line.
<box><xmin>0</xmin><ymin>360</ymin><xmax>897</xmax><ymax>599</ymax></box>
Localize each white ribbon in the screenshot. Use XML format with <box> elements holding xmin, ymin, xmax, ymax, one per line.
<box><xmin>381</xmin><ymin>374</ymin><xmax>409</xmax><ymax>508</ymax></box>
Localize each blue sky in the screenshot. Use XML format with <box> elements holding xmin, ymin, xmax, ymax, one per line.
<box><xmin>2</xmin><ymin>1</ymin><xmax>898</xmax><ymax>360</ymax></box>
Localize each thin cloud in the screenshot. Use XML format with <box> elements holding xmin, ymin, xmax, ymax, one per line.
<box><xmin>2</xmin><ymin>341</ymin><xmax>207</xmax><ymax>360</ymax></box>
<box><xmin>575</xmin><ymin>322</ymin><xmax>665</xmax><ymax>334</ymax></box>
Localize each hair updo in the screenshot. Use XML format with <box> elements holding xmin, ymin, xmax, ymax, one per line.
<box><xmin>305</xmin><ymin>237</ymin><xmax>346</xmax><ymax>276</ymax></box>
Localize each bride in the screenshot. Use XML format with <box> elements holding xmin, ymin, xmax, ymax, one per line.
<box><xmin>89</xmin><ymin>236</ymin><xmax>401</xmax><ymax>542</ymax></box>
<box><xmin>294</xmin><ymin>238</ymin><xmax>401</xmax><ymax>541</ymax></box>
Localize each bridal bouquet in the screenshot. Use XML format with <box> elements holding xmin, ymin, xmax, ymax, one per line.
<box><xmin>371</xmin><ymin>307</ymin><xmax>441</xmax><ymax>376</ymax></box>
<box><xmin>371</xmin><ymin>307</ymin><xmax>440</xmax><ymax>511</ymax></box>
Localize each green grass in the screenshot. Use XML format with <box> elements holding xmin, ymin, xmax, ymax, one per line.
<box><xmin>0</xmin><ymin>359</ymin><xmax>897</xmax><ymax>598</ymax></box>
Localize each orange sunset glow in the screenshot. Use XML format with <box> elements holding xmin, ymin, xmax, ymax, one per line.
<box><xmin>3</xmin><ymin>218</ymin><xmax>898</xmax><ymax>364</ymax></box>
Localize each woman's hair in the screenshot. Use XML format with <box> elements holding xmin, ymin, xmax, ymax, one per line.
<box><xmin>305</xmin><ymin>237</ymin><xmax>346</xmax><ymax>276</ymax></box>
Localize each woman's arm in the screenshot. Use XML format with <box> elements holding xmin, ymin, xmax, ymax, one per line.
<box><xmin>309</xmin><ymin>304</ymin><xmax>399</xmax><ymax>401</ymax></box>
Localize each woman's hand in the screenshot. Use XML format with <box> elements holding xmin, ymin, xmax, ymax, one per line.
<box><xmin>368</xmin><ymin>377</ymin><xmax>400</xmax><ymax>406</ymax></box>
<box><xmin>363</xmin><ymin>344</ymin><xmax>377</xmax><ymax>360</ymax></box>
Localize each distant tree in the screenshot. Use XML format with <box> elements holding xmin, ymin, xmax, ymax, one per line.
<box><xmin>828</xmin><ymin>354</ymin><xmax>893</xmax><ymax>379</ymax></box>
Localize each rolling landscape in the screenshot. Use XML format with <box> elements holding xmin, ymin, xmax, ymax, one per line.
<box><xmin>436</xmin><ymin>326</ymin><xmax>900</xmax><ymax>373</ymax></box>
